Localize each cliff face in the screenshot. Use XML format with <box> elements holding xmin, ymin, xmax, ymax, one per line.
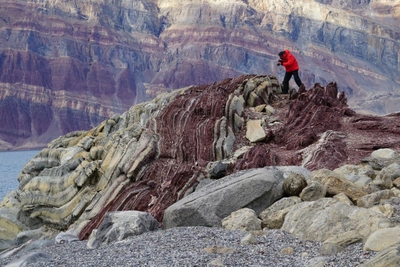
<box><xmin>0</xmin><ymin>0</ymin><xmax>399</xmax><ymax>149</ymax></box>
<box><xmin>0</xmin><ymin>0</ymin><xmax>161</xmax><ymax>149</ymax></box>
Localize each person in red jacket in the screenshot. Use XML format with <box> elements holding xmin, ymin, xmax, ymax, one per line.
<box><xmin>277</xmin><ymin>50</ymin><xmax>303</xmax><ymax>94</ymax></box>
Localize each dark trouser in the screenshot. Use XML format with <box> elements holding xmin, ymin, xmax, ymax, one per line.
<box><xmin>283</xmin><ymin>70</ymin><xmax>302</xmax><ymax>93</ymax></box>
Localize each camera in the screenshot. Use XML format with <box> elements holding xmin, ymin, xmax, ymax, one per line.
<box><xmin>277</xmin><ymin>60</ymin><xmax>282</xmax><ymax>66</ymax></box>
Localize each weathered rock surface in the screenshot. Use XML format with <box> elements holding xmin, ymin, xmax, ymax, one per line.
<box><xmin>221</xmin><ymin>208</ymin><xmax>262</xmax><ymax>232</ymax></box>
<box><xmin>87</xmin><ymin>211</ymin><xmax>159</xmax><ymax>249</ymax></box>
<box><xmin>163</xmin><ymin>168</ymin><xmax>284</xmax><ymax>229</ymax></box>
<box><xmin>364</xmin><ymin>226</ymin><xmax>400</xmax><ymax>252</ymax></box>
<box><xmin>281</xmin><ymin>198</ymin><xmax>391</xmax><ymax>242</ymax></box>
<box><xmin>360</xmin><ymin>245</ymin><xmax>400</xmax><ymax>267</ymax></box>
<box><xmin>0</xmin><ymin>0</ymin><xmax>399</xmax><ymax>149</ymax></box>
<box><xmin>1</xmin><ymin>75</ymin><xmax>400</xmax><ymax>266</ymax></box>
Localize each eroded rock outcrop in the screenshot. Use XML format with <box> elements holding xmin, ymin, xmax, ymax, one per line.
<box><xmin>1</xmin><ymin>74</ymin><xmax>400</xmax><ymax>248</ymax></box>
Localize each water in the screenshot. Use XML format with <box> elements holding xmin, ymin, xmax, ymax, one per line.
<box><xmin>0</xmin><ymin>150</ymin><xmax>41</xmax><ymax>201</ymax></box>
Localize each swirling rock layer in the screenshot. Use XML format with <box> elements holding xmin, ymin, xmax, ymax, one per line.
<box><xmin>1</xmin><ymin>74</ymin><xmax>400</xmax><ymax>242</ymax></box>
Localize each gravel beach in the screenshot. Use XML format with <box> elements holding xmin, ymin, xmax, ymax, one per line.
<box><xmin>0</xmin><ymin>227</ymin><xmax>376</xmax><ymax>267</ymax></box>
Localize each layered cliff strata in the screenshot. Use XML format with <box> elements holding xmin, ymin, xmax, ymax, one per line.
<box><xmin>0</xmin><ymin>0</ymin><xmax>161</xmax><ymax>149</ymax></box>
<box><xmin>0</xmin><ymin>0</ymin><xmax>399</xmax><ymax>149</ymax></box>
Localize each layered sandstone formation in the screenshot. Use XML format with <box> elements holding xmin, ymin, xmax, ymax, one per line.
<box><xmin>1</xmin><ymin>74</ymin><xmax>400</xmax><ymax>248</ymax></box>
<box><xmin>0</xmin><ymin>0</ymin><xmax>399</xmax><ymax>149</ymax></box>
<box><xmin>0</xmin><ymin>0</ymin><xmax>160</xmax><ymax>149</ymax></box>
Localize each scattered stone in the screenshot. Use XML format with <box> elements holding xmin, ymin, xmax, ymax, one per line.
<box><xmin>280</xmin><ymin>246</ymin><xmax>294</xmax><ymax>255</ymax></box>
<box><xmin>209</xmin><ymin>161</ymin><xmax>228</xmax><ymax>179</ymax></box>
<box><xmin>259</xmin><ymin>196</ymin><xmax>302</xmax><ymax>229</ymax></box>
<box><xmin>222</xmin><ymin>208</ymin><xmax>261</xmax><ymax>232</ymax></box>
<box><xmin>55</xmin><ymin>231</ymin><xmax>79</xmax><ymax>244</ymax></box>
<box><xmin>265</xmin><ymin>105</ymin><xmax>275</xmax><ymax>115</ymax></box>
<box><xmin>241</xmin><ymin>233</ymin><xmax>257</xmax><ymax>245</ymax></box>
<box><xmin>207</xmin><ymin>258</ymin><xmax>225</xmax><ymax>266</ymax></box>
<box><xmin>369</xmin><ymin>204</ymin><xmax>394</xmax><ymax>218</ymax></box>
<box><xmin>202</xmin><ymin>246</ymin><xmax>235</xmax><ymax>254</ymax></box>
<box><xmin>311</xmin><ymin>169</ymin><xmax>367</xmax><ymax>203</ymax></box>
<box><xmin>300</xmin><ymin>181</ymin><xmax>326</xmax><ymax>201</ymax></box>
<box><xmin>360</xmin><ymin>245</ymin><xmax>400</xmax><ymax>267</ymax></box>
<box><xmin>357</xmin><ymin>190</ymin><xmax>394</xmax><ymax>208</ymax></box>
<box><xmin>333</xmin><ymin>192</ymin><xmax>353</xmax><ymax>205</ymax></box>
<box><xmin>282</xmin><ymin>173</ymin><xmax>307</xmax><ymax>196</ymax></box>
<box><xmin>393</xmin><ymin>177</ymin><xmax>400</xmax><ymax>188</ymax></box>
<box><xmin>246</xmin><ymin>119</ymin><xmax>266</xmax><ymax>143</ymax></box>
<box><xmin>320</xmin><ymin>230</ymin><xmax>363</xmax><ymax>255</ymax></box>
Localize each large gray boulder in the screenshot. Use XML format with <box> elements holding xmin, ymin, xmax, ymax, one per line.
<box><xmin>163</xmin><ymin>167</ymin><xmax>285</xmax><ymax>229</ymax></box>
<box><xmin>87</xmin><ymin>211</ymin><xmax>159</xmax><ymax>249</ymax></box>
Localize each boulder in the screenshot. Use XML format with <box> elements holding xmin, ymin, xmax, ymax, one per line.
<box><xmin>333</xmin><ymin>164</ymin><xmax>374</xmax><ymax>189</ymax></box>
<box><xmin>357</xmin><ymin>190</ymin><xmax>394</xmax><ymax>208</ymax></box>
<box><xmin>333</xmin><ymin>193</ymin><xmax>353</xmax><ymax>206</ymax></box>
<box><xmin>281</xmin><ymin>198</ymin><xmax>391</xmax><ymax>242</ymax></box>
<box><xmin>369</xmin><ymin>204</ymin><xmax>394</xmax><ymax>218</ymax></box>
<box><xmin>370</xmin><ymin>163</ymin><xmax>400</xmax><ymax>190</ymax></box>
<box><xmin>299</xmin><ymin>181</ymin><xmax>326</xmax><ymax>201</ymax></box>
<box><xmin>221</xmin><ymin>208</ymin><xmax>261</xmax><ymax>231</ymax></box>
<box><xmin>311</xmin><ymin>169</ymin><xmax>367</xmax><ymax>203</ymax></box>
<box><xmin>246</xmin><ymin>120</ymin><xmax>266</xmax><ymax>143</ymax></box>
<box><xmin>265</xmin><ymin>105</ymin><xmax>275</xmax><ymax>115</ymax></box>
<box><xmin>163</xmin><ymin>168</ymin><xmax>284</xmax><ymax>229</ymax></box>
<box><xmin>360</xmin><ymin>245</ymin><xmax>400</xmax><ymax>267</ymax></box>
<box><xmin>55</xmin><ymin>231</ymin><xmax>80</xmax><ymax>244</ymax></box>
<box><xmin>364</xmin><ymin>227</ymin><xmax>400</xmax><ymax>252</ymax></box>
<box><xmin>208</xmin><ymin>161</ymin><xmax>228</xmax><ymax>179</ymax></box>
<box><xmin>259</xmin><ymin>196</ymin><xmax>302</xmax><ymax>229</ymax></box>
<box><xmin>371</xmin><ymin>149</ymin><xmax>400</xmax><ymax>160</ymax></box>
<box><xmin>282</xmin><ymin>173</ymin><xmax>307</xmax><ymax>196</ymax></box>
<box><xmin>241</xmin><ymin>233</ymin><xmax>257</xmax><ymax>245</ymax></box>
<box><xmin>87</xmin><ymin>211</ymin><xmax>159</xmax><ymax>249</ymax></box>
<box><xmin>362</xmin><ymin>148</ymin><xmax>400</xmax><ymax>171</ymax></box>
<box><xmin>320</xmin><ymin>230</ymin><xmax>363</xmax><ymax>255</ymax></box>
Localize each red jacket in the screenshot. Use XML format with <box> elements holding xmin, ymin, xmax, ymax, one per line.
<box><xmin>281</xmin><ymin>50</ymin><xmax>299</xmax><ymax>72</ymax></box>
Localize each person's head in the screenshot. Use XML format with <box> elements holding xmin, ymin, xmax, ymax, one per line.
<box><xmin>278</xmin><ymin>51</ymin><xmax>285</xmax><ymax>59</ymax></box>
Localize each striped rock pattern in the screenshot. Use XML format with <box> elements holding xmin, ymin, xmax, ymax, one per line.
<box><xmin>1</xmin><ymin>74</ymin><xmax>400</xmax><ymax>244</ymax></box>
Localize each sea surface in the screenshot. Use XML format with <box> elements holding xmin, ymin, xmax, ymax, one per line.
<box><xmin>0</xmin><ymin>150</ymin><xmax>41</xmax><ymax>201</ymax></box>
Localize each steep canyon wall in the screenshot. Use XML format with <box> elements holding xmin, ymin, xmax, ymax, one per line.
<box><xmin>0</xmin><ymin>0</ymin><xmax>399</xmax><ymax>149</ymax></box>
